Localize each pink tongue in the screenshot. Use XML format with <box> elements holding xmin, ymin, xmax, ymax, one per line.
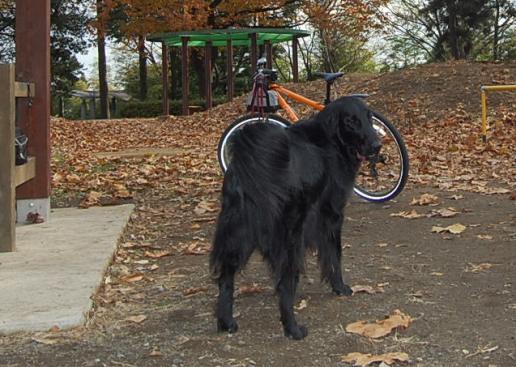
<box><xmin>356</xmin><ymin>152</ymin><xmax>366</xmax><ymax>161</ymax></box>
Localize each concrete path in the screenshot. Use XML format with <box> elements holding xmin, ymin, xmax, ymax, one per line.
<box><xmin>0</xmin><ymin>204</ymin><xmax>134</xmax><ymax>334</ymax></box>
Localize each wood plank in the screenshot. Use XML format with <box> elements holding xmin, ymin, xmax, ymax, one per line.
<box><xmin>15</xmin><ymin>156</ymin><xmax>36</xmax><ymax>187</ymax></box>
<box><xmin>14</xmin><ymin>81</ymin><xmax>36</xmax><ymax>98</ymax></box>
<box><xmin>0</xmin><ymin>64</ymin><xmax>16</xmax><ymax>252</ymax></box>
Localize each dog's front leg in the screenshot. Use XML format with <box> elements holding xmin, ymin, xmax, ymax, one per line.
<box><xmin>318</xmin><ymin>211</ymin><xmax>353</xmax><ymax>296</ymax></box>
<box><xmin>216</xmin><ymin>264</ymin><xmax>238</xmax><ymax>333</ymax></box>
<box><xmin>277</xmin><ymin>270</ymin><xmax>307</xmax><ymax>340</ymax></box>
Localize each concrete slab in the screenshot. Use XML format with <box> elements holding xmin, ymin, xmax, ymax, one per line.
<box><xmin>0</xmin><ymin>204</ymin><xmax>134</xmax><ymax>334</ymax></box>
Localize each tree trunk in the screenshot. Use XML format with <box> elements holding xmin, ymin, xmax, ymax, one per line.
<box><xmin>96</xmin><ymin>0</ymin><xmax>109</xmax><ymax>119</ymax></box>
<box><xmin>446</xmin><ymin>0</ymin><xmax>463</xmax><ymax>59</ymax></box>
<box><xmin>138</xmin><ymin>34</ymin><xmax>148</xmax><ymax>101</ymax></box>
<box><xmin>493</xmin><ymin>0</ymin><xmax>500</xmax><ymax>60</ymax></box>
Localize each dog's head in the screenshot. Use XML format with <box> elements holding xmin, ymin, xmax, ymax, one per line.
<box><xmin>320</xmin><ymin>96</ymin><xmax>381</xmax><ymax>161</ymax></box>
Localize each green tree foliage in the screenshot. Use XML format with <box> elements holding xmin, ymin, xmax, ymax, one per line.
<box><xmin>0</xmin><ymin>0</ymin><xmax>92</xmax><ymax>95</ymax></box>
<box><xmin>380</xmin><ymin>0</ymin><xmax>515</xmax><ymax>66</ymax></box>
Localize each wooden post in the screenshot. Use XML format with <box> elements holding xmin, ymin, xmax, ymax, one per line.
<box><xmin>181</xmin><ymin>36</ymin><xmax>190</xmax><ymax>115</ymax></box>
<box><xmin>14</xmin><ymin>0</ymin><xmax>51</xmax><ymax>220</ymax></box>
<box><xmin>292</xmin><ymin>36</ymin><xmax>299</xmax><ymax>83</ymax></box>
<box><xmin>250</xmin><ymin>33</ymin><xmax>258</xmax><ymax>74</ymax></box>
<box><xmin>265</xmin><ymin>40</ymin><xmax>273</xmax><ymax>69</ymax></box>
<box><xmin>226</xmin><ymin>39</ymin><xmax>234</xmax><ymax>101</ymax></box>
<box><xmin>0</xmin><ymin>65</ymin><xmax>16</xmax><ymax>252</ymax></box>
<box><xmin>204</xmin><ymin>41</ymin><xmax>213</xmax><ymax>109</ymax></box>
<box><xmin>162</xmin><ymin>42</ymin><xmax>170</xmax><ymax>115</ymax></box>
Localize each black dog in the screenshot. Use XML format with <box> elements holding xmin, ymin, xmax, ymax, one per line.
<box><xmin>210</xmin><ymin>97</ymin><xmax>381</xmax><ymax>340</ymax></box>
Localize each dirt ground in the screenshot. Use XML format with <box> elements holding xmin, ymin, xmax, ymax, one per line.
<box><xmin>1</xmin><ymin>61</ymin><xmax>515</xmax><ymax>366</ymax></box>
<box><xmin>1</xmin><ymin>186</ymin><xmax>515</xmax><ymax>367</ymax></box>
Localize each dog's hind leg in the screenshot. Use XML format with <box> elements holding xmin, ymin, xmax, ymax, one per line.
<box><xmin>215</xmin><ymin>262</ymin><xmax>239</xmax><ymax>333</ymax></box>
<box><xmin>211</xmin><ymin>182</ymin><xmax>254</xmax><ymax>334</ymax></box>
<box><xmin>271</xmin><ymin>219</ymin><xmax>308</xmax><ymax>340</ymax></box>
<box><xmin>277</xmin><ymin>268</ymin><xmax>307</xmax><ymax>339</ymax></box>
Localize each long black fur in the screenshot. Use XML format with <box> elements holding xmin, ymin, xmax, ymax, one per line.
<box><xmin>210</xmin><ymin>96</ymin><xmax>381</xmax><ymax>340</ymax></box>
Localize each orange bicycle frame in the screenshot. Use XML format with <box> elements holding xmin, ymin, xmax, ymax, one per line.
<box><xmin>269</xmin><ymin>83</ymin><xmax>325</xmax><ymax>122</ymax></box>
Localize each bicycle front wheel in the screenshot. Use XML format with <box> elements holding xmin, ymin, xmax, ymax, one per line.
<box><xmin>353</xmin><ymin>111</ymin><xmax>409</xmax><ymax>202</ymax></box>
<box><xmin>217</xmin><ymin>114</ymin><xmax>291</xmax><ymax>172</ymax></box>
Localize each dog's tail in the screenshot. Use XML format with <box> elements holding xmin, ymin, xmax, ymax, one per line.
<box><xmin>210</xmin><ymin>123</ymin><xmax>290</xmax><ymax>276</ymax></box>
<box><xmin>227</xmin><ymin>123</ymin><xmax>291</xmax><ymax>215</ymax></box>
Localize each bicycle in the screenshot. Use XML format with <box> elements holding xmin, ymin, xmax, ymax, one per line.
<box><xmin>217</xmin><ymin>59</ymin><xmax>409</xmax><ymax>203</ymax></box>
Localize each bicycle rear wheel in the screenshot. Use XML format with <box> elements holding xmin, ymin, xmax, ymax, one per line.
<box><xmin>353</xmin><ymin>111</ymin><xmax>409</xmax><ymax>202</ymax></box>
<box><xmin>218</xmin><ymin>114</ymin><xmax>291</xmax><ymax>172</ymax></box>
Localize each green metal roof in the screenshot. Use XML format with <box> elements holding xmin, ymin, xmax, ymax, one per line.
<box><xmin>148</xmin><ymin>27</ymin><xmax>310</xmax><ymax>47</ymax></box>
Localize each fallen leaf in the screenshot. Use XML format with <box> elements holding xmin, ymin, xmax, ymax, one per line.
<box><xmin>295</xmin><ymin>299</ymin><xmax>308</xmax><ymax>310</ymax></box>
<box><xmin>390</xmin><ymin>210</ymin><xmax>425</xmax><ymax>219</ymax></box>
<box><xmin>411</xmin><ymin>193</ymin><xmax>439</xmax><ymax>206</ymax></box>
<box><xmin>430</xmin><ymin>272</ymin><xmax>444</xmax><ymax>276</ymax></box>
<box><xmin>477</xmin><ymin>234</ymin><xmax>493</xmax><ymax>240</ymax></box>
<box><xmin>345</xmin><ymin>310</ymin><xmax>412</xmax><ymax>338</ymax></box>
<box><xmin>429</xmin><ymin>208</ymin><xmax>459</xmax><ymax>218</ymax></box>
<box><xmin>465</xmin><ymin>263</ymin><xmax>493</xmax><ymax>273</ymax></box>
<box><xmin>342</xmin><ymin>352</ymin><xmax>410</xmax><ymax>366</ymax></box>
<box><xmin>432</xmin><ymin>223</ymin><xmax>466</xmax><ymax>234</ymax></box>
<box><xmin>448</xmin><ymin>194</ymin><xmax>464</xmax><ymax>200</ymax></box>
<box><xmin>32</xmin><ymin>337</ymin><xmax>59</xmax><ymax>345</ymax></box>
<box><xmin>194</xmin><ymin>199</ymin><xmax>218</xmax><ymax>215</ymax></box>
<box><xmin>144</xmin><ymin>250</ymin><xmax>172</xmax><ymax>258</ymax></box>
<box><xmin>183</xmin><ymin>287</ymin><xmax>209</xmax><ymax>296</ymax></box>
<box><xmin>80</xmin><ymin>190</ymin><xmax>102</xmax><ymax>208</ymax></box>
<box><xmin>149</xmin><ymin>349</ymin><xmax>163</xmax><ymax>357</ymax></box>
<box><xmin>239</xmin><ymin>284</ymin><xmax>266</xmax><ymax>295</ymax></box>
<box><xmin>352</xmin><ymin>285</ymin><xmax>385</xmax><ymax>295</ymax></box>
<box><xmin>120</xmin><ymin>273</ymin><xmax>144</xmax><ymax>282</ymax></box>
<box><xmin>125</xmin><ymin>315</ymin><xmax>147</xmax><ymax>323</ymax></box>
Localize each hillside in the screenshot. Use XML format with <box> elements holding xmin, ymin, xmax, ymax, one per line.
<box><xmin>50</xmin><ymin>61</ymin><xmax>515</xmax><ymax>208</ymax></box>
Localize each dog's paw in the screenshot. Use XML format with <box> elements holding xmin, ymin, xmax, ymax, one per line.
<box><xmin>284</xmin><ymin>324</ymin><xmax>308</xmax><ymax>340</ymax></box>
<box><xmin>333</xmin><ymin>284</ymin><xmax>353</xmax><ymax>296</ymax></box>
<box><xmin>217</xmin><ymin>318</ymin><xmax>238</xmax><ymax>333</ymax></box>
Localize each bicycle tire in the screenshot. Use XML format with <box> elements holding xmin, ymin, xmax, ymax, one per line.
<box><xmin>217</xmin><ymin>114</ymin><xmax>292</xmax><ymax>172</ymax></box>
<box><xmin>353</xmin><ymin>111</ymin><xmax>409</xmax><ymax>202</ymax></box>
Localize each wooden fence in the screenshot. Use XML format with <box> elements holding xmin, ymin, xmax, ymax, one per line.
<box><xmin>0</xmin><ymin>64</ymin><xmax>36</xmax><ymax>252</ymax></box>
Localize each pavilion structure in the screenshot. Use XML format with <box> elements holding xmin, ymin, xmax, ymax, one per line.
<box><xmin>148</xmin><ymin>28</ymin><xmax>310</xmax><ymax>116</ymax></box>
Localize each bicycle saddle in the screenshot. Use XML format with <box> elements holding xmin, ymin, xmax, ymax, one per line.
<box><xmin>314</xmin><ymin>72</ymin><xmax>344</xmax><ymax>83</ymax></box>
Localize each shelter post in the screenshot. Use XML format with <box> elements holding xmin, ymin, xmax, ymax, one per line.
<box><xmin>161</xmin><ymin>42</ymin><xmax>170</xmax><ymax>115</ymax></box>
<box><xmin>265</xmin><ymin>40</ymin><xmax>273</xmax><ymax>69</ymax></box>
<box><xmin>250</xmin><ymin>33</ymin><xmax>258</xmax><ymax>74</ymax></box>
<box><xmin>181</xmin><ymin>36</ymin><xmax>190</xmax><ymax>115</ymax></box>
<box><xmin>226</xmin><ymin>39</ymin><xmax>234</xmax><ymax>101</ymax></box>
<box><xmin>205</xmin><ymin>41</ymin><xmax>213</xmax><ymax>109</ymax></box>
<box><xmin>14</xmin><ymin>0</ymin><xmax>51</xmax><ymax>222</ymax></box>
